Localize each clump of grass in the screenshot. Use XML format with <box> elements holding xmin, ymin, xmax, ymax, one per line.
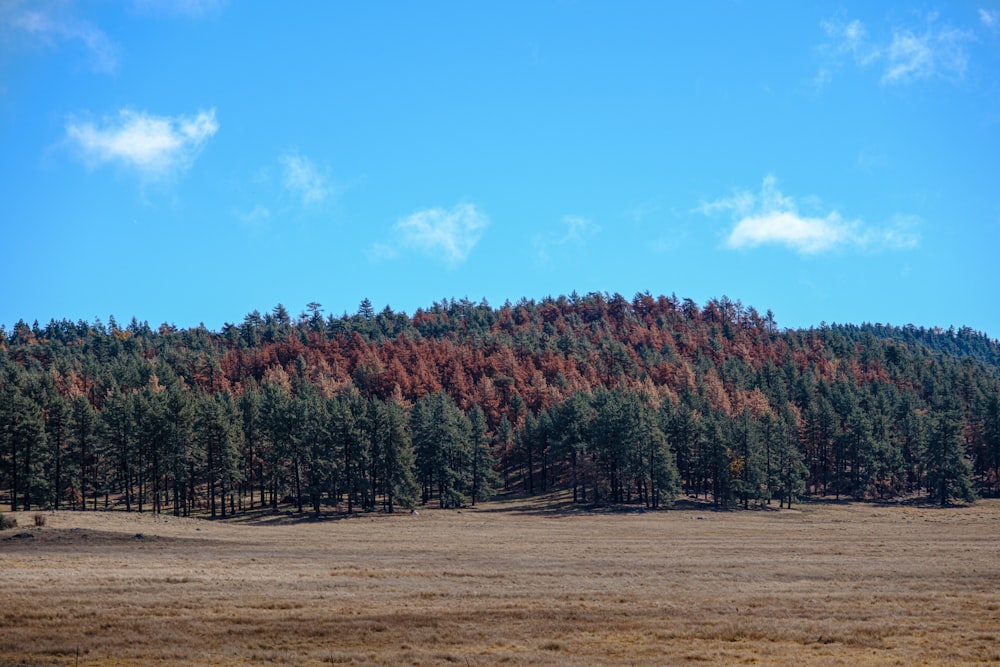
<box><xmin>0</xmin><ymin>513</ymin><xmax>16</xmax><ymax>530</ymax></box>
<box><xmin>33</xmin><ymin>513</ymin><xmax>47</xmax><ymax>527</ymax></box>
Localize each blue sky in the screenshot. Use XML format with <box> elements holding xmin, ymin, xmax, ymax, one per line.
<box><xmin>2</xmin><ymin>1</ymin><xmax>999</xmax><ymax>337</ymax></box>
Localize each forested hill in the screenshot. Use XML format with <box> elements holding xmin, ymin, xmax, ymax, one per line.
<box><xmin>827</xmin><ymin>322</ymin><xmax>1000</xmax><ymax>370</ymax></box>
<box><xmin>2</xmin><ymin>292</ymin><xmax>999</xmax><ymax>518</ymax></box>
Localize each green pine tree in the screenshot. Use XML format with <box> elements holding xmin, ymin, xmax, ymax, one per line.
<box><xmin>923</xmin><ymin>409</ymin><xmax>976</xmax><ymax>506</ymax></box>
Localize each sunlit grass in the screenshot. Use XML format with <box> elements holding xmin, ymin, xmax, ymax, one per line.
<box><xmin>1</xmin><ymin>496</ymin><xmax>998</xmax><ymax>665</ymax></box>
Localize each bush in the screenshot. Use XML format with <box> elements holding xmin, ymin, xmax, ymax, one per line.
<box><xmin>0</xmin><ymin>513</ymin><xmax>17</xmax><ymax>530</ymax></box>
<box><xmin>33</xmin><ymin>513</ymin><xmax>46</xmax><ymax>527</ymax></box>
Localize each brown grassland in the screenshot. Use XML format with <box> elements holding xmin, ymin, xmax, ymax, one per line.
<box><xmin>1</xmin><ymin>496</ymin><xmax>999</xmax><ymax>666</ymax></box>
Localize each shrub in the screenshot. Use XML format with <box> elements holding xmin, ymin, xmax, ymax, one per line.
<box><xmin>33</xmin><ymin>513</ymin><xmax>46</xmax><ymax>527</ymax></box>
<box><xmin>0</xmin><ymin>513</ymin><xmax>17</xmax><ymax>530</ymax></box>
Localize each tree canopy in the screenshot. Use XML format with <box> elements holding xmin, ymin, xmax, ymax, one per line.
<box><xmin>2</xmin><ymin>293</ymin><xmax>997</xmax><ymax>514</ymax></box>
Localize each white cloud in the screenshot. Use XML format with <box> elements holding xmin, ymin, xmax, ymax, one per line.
<box><xmin>812</xmin><ymin>67</ymin><xmax>833</xmax><ymax>90</ymax></box>
<box><xmin>728</xmin><ymin>211</ymin><xmax>852</xmax><ymax>254</ymax></box>
<box><xmin>856</xmin><ymin>149</ymin><xmax>888</xmax><ymax>173</ymax></box>
<box><xmin>66</xmin><ymin>108</ymin><xmax>218</xmax><ymax>180</ymax></box>
<box><xmin>875</xmin><ymin>214</ymin><xmax>921</xmax><ymax>250</ymax></box>
<box><xmin>237</xmin><ymin>204</ymin><xmax>271</xmax><ymax>224</ymax></box>
<box><xmin>817</xmin><ymin>12</ymin><xmax>973</xmax><ymax>88</ymax></box>
<box><xmin>882</xmin><ymin>24</ymin><xmax>970</xmax><ymax>85</ymax></box>
<box><xmin>9</xmin><ymin>8</ymin><xmax>119</xmax><ymax>73</ymax></box>
<box><xmin>534</xmin><ymin>215</ymin><xmax>600</xmax><ymax>265</ymax></box>
<box><xmin>980</xmin><ymin>8</ymin><xmax>1000</xmax><ymax>30</ymax></box>
<box><xmin>821</xmin><ymin>17</ymin><xmax>880</xmax><ymax>67</ymax></box>
<box><xmin>381</xmin><ymin>203</ymin><xmax>489</xmax><ymax>267</ymax></box>
<box><xmin>558</xmin><ymin>215</ymin><xmax>599</xmax><ymax>244</ymax></box>
<box><xmin>280</xmin><ymin>153</ymin><xmax>332</xmax><ymax>206</ymax></box>
<box><xmin>131</xmin><ymin>0</ymin><xmax>227</xmax><ymax>17</ymax></box>
<box><xmin>700</xmin><ymin>175</ymin><xmax>918</xmax><ymax>255</ymax></box>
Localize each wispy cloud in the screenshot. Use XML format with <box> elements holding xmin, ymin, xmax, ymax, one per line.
<box><xmin>820</xmin><ymin>17</ymin><xmax>881</xmax><ymax>68</ymax></box>
<box><xmin>980</xmin><ymin>8</ymin><xmax>1000</xmax><ymax>31</ymax></box>
<box><xmin>237</xmin><ymin>204</ymin><xmax>271</xmax><ymax>224</ymax></box>
<box><xmin>856</xmin><ymin>149</ymin><xmax>888</xmax><ymax>174</ymax></box>
<box><xmin>280</xmin><ymin>153</ymin><xmax>332</xmax><ymax>206</ymax></box>
<box><xmin>233</xmin><ymin>203</ymin><xmax>271</xmax><ymax>234</ymax></box>
<box><xmin>65</xmin><ymin>108</ymin><xmax>219</xmax><ymax>180</ymax></box>
<box><xmin>699</xmin><ymin>175</ymin><xmax>919</xmax><ymax>255</ymax></box>
<box><xmin>882</xmin><ymin>22</ymin><xmax>971</xmax><ymax>85</ymax></box>
<box><xmin>131</xmin><ymin>0</ymin><xmax>227</xmax><ymax>18</ymax></box>
<box><xmin>8</xmin><ymin>7</ymin><xmax>119</xmax><ymax>74</ymax></box>
<box><xmin>817</xmin><ymin>12</ymin><xmax>973</xmax><ymax>88</ymax></box>
<box><xmin>533</xmin><ymin>215</ymin><xmax>600</xmax><ymax>265</ymax></box>
<box><xmin>375</xmin><ymin>203</ymin><xmax>489</xmax><ymax>267</ymax></box>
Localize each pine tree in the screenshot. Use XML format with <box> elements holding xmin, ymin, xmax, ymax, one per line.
<box><xmin>411</xmin><ymin>391</ymin><xmax>470</xmax><ymax>508</ymax></box>
<box><xmin>467</xmin><ymin>405</ymin><xmax>500</xmax><ymax>505</ymax></box>
<box><xmin>1</xmin><ymin>387</ymin><xmax>48</xmax><ymax>511</ymax></box>
<box><xmin>330</xmin><ymin>386</ymin><xmax>370</xmax><ymax>513</ymax></box>
<box><xmin>552</xmin><ymin>391</ymin><xmax>593</xmax><ymax>503</ymax></box>
<box><xmin>923</xmin><ymin>408</ymin><xmax>976</xmax><ymax>506</ymax></box>
<box><xmin>664</xmin><ymin>400</ymin><xmax>700</xmax><ymax>497</ymax></box>
<box><xmin>163</xmin><ymin>380</ymin><xmax>194</xmax><ymax>516</ymax></box>
<box><xmin>71</xmin><ymin>395</ymin><xmax>96</xmax><ymax>510</ymax></box>
<box><xmin>261</xmin><ymin>379</ymin><xmax>293</xmax><ymax>509</ymax></box>
<box><xmin>239</xmin><ymin>382</ymin><xmax>263</xmax><ymax>510</ymax></box>
<box><xmin>639</xmin><ymin>401</ymin><xmax>678</xmax><ymax>508</ymax></box>
<box><xmin>194</xmin><ymin>392</ymin><xmax>242</xmax><ymax>518</ymax></box>
<box><xmin>771</xmin><ymin>407</ymin><xmax>808</xmax><ymax>509</ymax></box>
<box><xmin>731</xmin><ymin>408</ymin><xmax>766</xmax><ymax>509</ymax></box>
<box><xmin>43</xmin><ymin>391</ymin><xmax>72</xmax><ymax>509</ymax></box>
<box><xmin>700</xmin><ymin>413</ymin><xmax>732</xmax><ymax>508</ymax></box>
<box><xmin>493</xmin><ymin>415</ymin><xmax>515</xmax><ymax>493</ymax></box>
<box><xmin>982</xmin><ymin>388</ymin><xmax>1000</xmax><ymax>496</ymax></box>
<box><xmin>101</xmin><ymin>389</ymin><xmax>136</xmax><ymax>512</ymax></box>
<box><xmin>371</xmin><ymin>398</ymin><xmax>418</xmax><ymax>512</ymax></box>
<box><xmin>292</xmin><ymin>385</ymin><xmax>334</xmax><ymax>517</ymax></box>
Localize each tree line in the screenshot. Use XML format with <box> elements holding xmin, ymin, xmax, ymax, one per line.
<box><xmin>1</xmin><ymin>292</ymin><xmax>998</xmax><ymax>515</ymax></box>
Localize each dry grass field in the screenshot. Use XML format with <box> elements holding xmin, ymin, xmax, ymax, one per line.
<box><xmin>1</xmin><ymin>496</ymin><xmax>999</xmax><ymax>666</ymax></box>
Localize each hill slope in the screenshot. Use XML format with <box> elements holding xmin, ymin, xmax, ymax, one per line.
<box><xmin>2</xmin><ymin>292</ymin><xmax>998</xmax><ymax>514</ymax></box>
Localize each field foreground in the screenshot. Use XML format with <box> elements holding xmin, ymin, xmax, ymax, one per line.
<box><xmin>2</xmin><ymin>498</ymin><xmax>999</xmax><ymax>666</ymax></box>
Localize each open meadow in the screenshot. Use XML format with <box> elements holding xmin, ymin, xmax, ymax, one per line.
<box><xmin>1</xmin><ymin>497</ymin><xmax>999</xmax><ymax>666</ymax></box>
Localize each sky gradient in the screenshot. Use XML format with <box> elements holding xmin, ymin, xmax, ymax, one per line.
<box><xmin>2</xmin><ymin>1</ymin><xmax>998</xmax><ymax>337</ymax></box>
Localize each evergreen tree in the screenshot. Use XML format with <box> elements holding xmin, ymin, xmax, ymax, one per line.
<box><xmin>638</xmin><ymin>400</ymin><xmax>678</xmax><ymax>508</ymax></box>
<box><xmin>411</xmin><ymin>391</ymin><xmax>470</xmax><ymax>508</ymax></box>
<box><xmin>771</xmin><ymin>407</ymin><xmax>808</xmax><ymax>508</ymax></box>
<box><xmin>552</xmin><ymin>391</ymin><xmax>593</xmax><ymax>503</ymax></box>
<box><xmin>260</xmin><ymin>379</ymin><xmax>293</xmax><ymax>509</ymax></box>
<box><xmin>239</xmin><ymin>382</ymin><xmax>263</xmax><ymax>510</ymax></box>
<box><xmin>1</xmin><ymin>387</ymin><xmax>48</xmax><ymax>510</ymax></box>
<box><xmin>493</xmin><ymin>415</ymin><xmax>515</xmax><ymax>493</ymax></box>
<box><xmin>43</xmin><ymin>391</ymin><xmax>72</xmax><ymax>509</ymax></box>
<box><xmin>979</xmin><ymin>388</ymin><xmax>1000</xmax><ymax>496</ymax></box>
<box><xmin>293</xmin><ymin>386</ymin><xmax>334</xmax><ymax>517</ymax></box>
<box><xmin>664</xmin><ymin>400</ymin><xmax>700</xmax><ymax>497</ymax></box>
<box><xmin>194</xmin><ymin>391</ymin><xmax>242</xmax><ymax>518</ymax></box>
<box><xmin>101</xmin><ymin>389</ymin><xmax>137</xmax><ymax>511</ymax></box>
<box><xmin>371</xmin><ymin>398</ymin><xmax>418</xmax><ymax>512</ymax></box>
<box><xmin>71</xmin><ymin>395</ymin><xmax>96</xmax><ymax>510</ymax></box>
<box><xmin>134</xmin><ymin>384</ymin><xmax>168</xmax><ymax>513</ymax></box>
<box><xmin>922</xmin><ymin>408</ymin><xmax>976</xmax><ymax>506</ymax></box>
<box><xmin>330</xmin><ymin>386</ymin><xmax>370</xmax><ymax>513</ymax></box>
<box><xmin>730</xmin><ymin>408</ymin><xmax>766</xmax><ymax>508</ymax></box>
<box><xmin>163</xmin><ymin>380</ymin><xmax>195</xmax><ymax>516</ymax></box>
<box><xmin>700</xmin><ymin>413</ymin><xmax>732</xmax><ymax>507</ymax></box>
<box><xmin>467</xmin><ymin>404</ymin><xmax>499</xmax><ymax>505</ymax></box>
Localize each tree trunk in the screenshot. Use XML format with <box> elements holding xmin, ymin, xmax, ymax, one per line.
<box><xmin>294</xmin><ymin>460</ymin><xmax>302</xmax><ymax>513</ymax></box>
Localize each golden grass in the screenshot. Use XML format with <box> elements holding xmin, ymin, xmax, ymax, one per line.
<box><xmin>1</xmin><ymin>496</ymin><xmax>999</xmax><ymax>665</ymax></box>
